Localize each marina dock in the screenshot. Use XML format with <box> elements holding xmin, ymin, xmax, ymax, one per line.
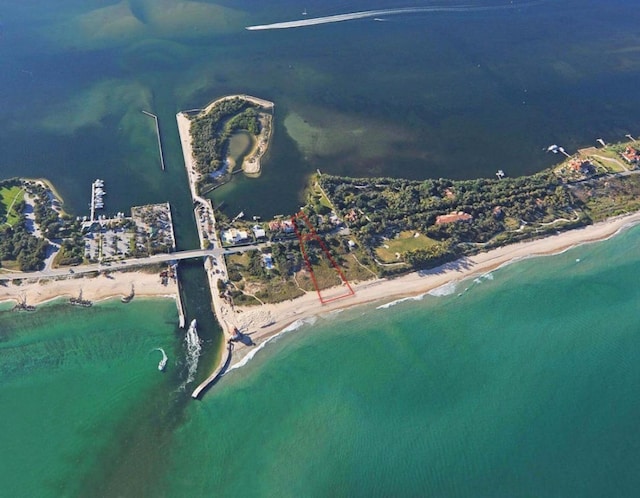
<box><xmin>142</xmin><ymin>110</ymin><xmax>166</xmax><ymax>171</ymax></box>
<box><xmin>90</xmin><ymin>179</ymin><xmax>105</xmax><ymax>222</ymax></box>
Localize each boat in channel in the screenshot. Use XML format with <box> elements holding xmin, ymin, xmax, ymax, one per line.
<box><xmin>156</xmin><ymin>348</ymin><xmax>168</xmax><ymax>371</ymax></box>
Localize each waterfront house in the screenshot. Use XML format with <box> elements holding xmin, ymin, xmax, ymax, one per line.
<box><xmin>567</xmin><ymin>157</ymin><xmax>594</xmax><ymax>174</ymax></box>
<box><xmin>222</xmin><ymin>228</ymin><xmax>249</xmax><ymax>245</ymax></box>
<box><xmin>252</xmin><ymin>225</ymin><xmax>266</xmax><ymax>239</ymax></box>
<box><xmin>268</xmin><ymin>220</ymin><xmax>295</xmax><ymax>233</ymax></box>
<box><xmin>621</xmin><ymin>146</ymin><xmax>640</xmax><ymax>164</ymax></box>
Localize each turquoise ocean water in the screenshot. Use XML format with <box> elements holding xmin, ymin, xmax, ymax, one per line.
<box><xmin>162</xmin><ymin>226</ymin><xmax>640</xmax><ymax>497</ymax></box>
<box><xmin>2</xmin><ymin>0</ymin><xmax>640</xmax><ymax>495</ymax></box>
<box><xmin>4</xmin><ymin>224</ymin><xmax>638</xmax><ymax>496</ymax></box>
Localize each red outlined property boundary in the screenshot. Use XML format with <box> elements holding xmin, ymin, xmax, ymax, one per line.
<box><xmin>291</xmin><ymin>210</ymin><xmax>355</xmax><ymax>304</ymax></box>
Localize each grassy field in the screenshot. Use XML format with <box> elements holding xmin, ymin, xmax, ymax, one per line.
<box><xmin>226</xmin><ymin>252</ymin><xmax>305</xmax><ymax>304</ymax></box>
<box><xmin>316</xmin><ymin>186</ymin><xmax>334</xmax><ymax>211</ymax></box>
<box><xmin>375</xmin><ymin>231</ymin><xmax>439</xmax><ymax>263</ymax></box>
<box><xmin>588</xmin><ymin>149</ymin><xmax>628</xmax><ymax>173</ymax></box>
<box><xmin>225</xmin><ymin>236</ymin><xmax>377</xmax><ymax>305</ymax></box>
<box><xmin>340</xmin><ymin>251</ymin><xmax>378</xmax><ymax>282</ymax></box>
<box><xmin>0</xmin><ymin>186</ymin><xmax>24</xmax><ymax>226</ymax></box>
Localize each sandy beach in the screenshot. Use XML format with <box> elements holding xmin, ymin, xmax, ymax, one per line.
<box><xmin>0</xmin><ymin>270</ymin><xmax>177</xmax><ymax>308</ymax></box>
<box><xmin>229</xmin><ymin>210</ymin><xmax>640</xmax><ymax>365</ymax></box>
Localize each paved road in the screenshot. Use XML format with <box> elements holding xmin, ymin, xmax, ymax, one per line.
<box><xmin>0</xmin><ymin>243</ymin><xmax>265</xmax><ymax>281</ymax></box>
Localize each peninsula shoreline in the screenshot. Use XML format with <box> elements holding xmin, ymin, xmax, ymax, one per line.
<box><xmin>228</xmin><ymin>209</ymin><xmax>640</xmax><ymax>367</ymax></box>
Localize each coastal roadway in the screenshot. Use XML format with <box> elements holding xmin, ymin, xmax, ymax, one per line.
<box><xmin>0</xmin><ymin>243</ymin><xmax>265</xmax><ymax>282</ymax></box>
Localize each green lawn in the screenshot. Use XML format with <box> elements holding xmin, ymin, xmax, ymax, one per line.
<box><xmin>587</xmin><ymin>148</ymin><xmax>628</xmax><ymax>173</ymax></box>
<box><xmin>0</xmin><ymin>186</ymin><xmax>24</xmax><ymax>226</ymax></box>
<box><xmin>375</xmin><ymin>231</ymin><xmax>438</xmax><ymax>263</ymax></box>
<box><xmin>317</xmin><ymin>189</ymin><xmax>334</xmax><ymax>211</ymax></box>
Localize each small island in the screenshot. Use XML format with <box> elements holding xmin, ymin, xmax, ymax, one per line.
<box><xmin>180</xmin><ymin>95</ymin><xmax>274</xmax><ymax>196</ymax></box>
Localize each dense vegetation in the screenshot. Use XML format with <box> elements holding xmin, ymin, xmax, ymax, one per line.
<box><xmin>0</xmin><ymin>179</ymin><xmax>51</xmax><ymax>270</ymax></box>
<box><xmin>0</xmin><ymin>222</ymin><xmax>49</xmax><ymax>271</ymax></box>
<box><xmin>318</xmin><ymin>172</ymin><xmax>588</xmax><ymax>269</ymax></box>
<box><xmin>189</xmin><ymin>98</ymin><xmax>261</xmax><ymax>193</ymax></box>
<box><xmin>572</xmin><ymin>174</ymin><xmax>640</xmax><ymax>221</ymax></box>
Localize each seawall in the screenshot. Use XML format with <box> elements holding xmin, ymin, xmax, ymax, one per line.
<box><xmin>191</xmin><ymin>342</ymin><xmax>233</xmax><ymax>399</ymax></box>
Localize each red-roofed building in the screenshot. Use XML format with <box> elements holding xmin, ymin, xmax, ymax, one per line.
<box><xmin>567</xmin><ymin>157</ymin><xmax>594</xmax><ymax>174</ymax></box>
<box><xmin>435</xmin><ymin>211</ymin><xmax>473</xmax><ymax>225</ymax></box>
<box><xmin>621</xmin><ymin>146</ymin><xmax>640</xmax><ymax>164</ymax></box>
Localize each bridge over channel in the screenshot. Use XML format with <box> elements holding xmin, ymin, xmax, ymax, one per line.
<box><xmin>0</xmin><ymin>243</ymin><xmax>265</xmax><ymax>282</ymax></box>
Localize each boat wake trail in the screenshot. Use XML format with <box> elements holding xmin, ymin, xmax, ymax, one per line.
<box><xmin>181</xmin><ymin>319</ymin><xmax>201</xmax><ymax>388</ymax></box>
<box><xmin>246</xmin><ymin>2</ymin><xmax>540</xmax><ymax>30</ymax></box>
<box><xmin>154</xmin><ymin>347</ymin><xmax>168</xmax><ymax>371</ymax></box>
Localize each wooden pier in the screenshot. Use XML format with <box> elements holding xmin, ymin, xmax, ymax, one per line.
<box><xmin>142</xmin><ymin>110</ymin><xmax>166</xmax><ymax>171</ymax></box>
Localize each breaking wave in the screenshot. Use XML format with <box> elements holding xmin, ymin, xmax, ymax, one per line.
<box><xmin>428</xmin><ymin>281</ymin><xmax>459</xmax><ymax>297</ymax></box>
<box><xmin>376</xmin><ymin>294</ymin><xmax>425</xmax><ymax>310</ymax></box>
<box><xmin>226</xmin><ymin>317</ymin><xmax>317</xmax><ymax>373</ymax></box>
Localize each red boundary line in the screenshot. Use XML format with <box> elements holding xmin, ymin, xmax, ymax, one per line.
<box><xmin>292</xmin><ymin>210</ymin><xmax>355</xmax><ymax>305</ymax></box>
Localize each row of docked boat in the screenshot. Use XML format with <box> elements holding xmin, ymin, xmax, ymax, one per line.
<box><xmin>92</xmin><ymin>179</ymin><xmax>105</xmax><ymax>210</ymax></box>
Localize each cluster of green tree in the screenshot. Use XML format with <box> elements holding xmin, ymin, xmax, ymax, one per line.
<box><xmin>189</xmin><ymin>99</ymin><xmax>260</xmax><ymax>181</ymax></box>
<box><xmin>0</xmin><ymin>178</ymin><xmax>21</xmax><ymax>188</ymax></box>
<box><xmin>0</xmin><ymin>222</ymin><xmax>48</xmax><ymax>271</ymax></box>
<box><xmin>271</xmin><ymin>241</ymin><xmax>303</xmax><ymax>276</ymax></box>
<box><xmin>56</xmin><ymin>236</ymin><xmax>84</xmax><ymax>266</ymax></box>
<box><xmin>319</xmin><ymin>172</ymin><xmax>587</xmax><ymax>269</ymax></box>
<box><xmin>24</xmin><ymin>184</ymin><xmax>92</xmax><ymax>267</ymax></box>
<box><xmin>0</xmin><ymin>180</ymin><xmax>56</xmax><ymax>270</ymax></box>
<box><xmin>573</xmin><ymin>174</ymin><xmax>640</xmax><ymax>221</ymax></box>
<box><xmin>227</xmin><ymin>108</ymin><xmax>261</xmax><ymax>135</ymax></box>
<box><xmin>25</xmin><ymin>183</ymin><xmax>63</xmax><ymax>240</ymax></box>
<box><xmin>404</xmin><ymin>241</ymin><xmax>460</xmax><ymax>270</ymax></box>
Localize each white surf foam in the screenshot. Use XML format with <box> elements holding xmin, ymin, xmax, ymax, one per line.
<box><xmin>226</xmin><ymin>317</ymin><xmax>317</xmax><ymax>373</ymax></box>
<box><xmin>376</xmin><ymin>294</ymin><xmax>425</xmax><ymax>310</ymax></box>
<box><xmin>182</xmin><ymin>320</ymin><xmax>201</xmax><ymax>387</ymax></box>
<box><xmin>428</xmin><ymin>281</ymin><xmax>458</xmax><ymax>297</ymax></box>
<box><xmin>473</xmin><ymin>272</ymin><xmax>494</xmax><ymax>284</ymax></box>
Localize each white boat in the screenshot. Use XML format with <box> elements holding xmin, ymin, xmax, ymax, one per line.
<box><xmin>156</xmin><ymin>347</ymin><xmax>168</xmax><ymax>371</ymax></box>
<box><xmin>158</xmin><ymin>356</ymin><xmax>167</xmax><ymax>371</ymax></box>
